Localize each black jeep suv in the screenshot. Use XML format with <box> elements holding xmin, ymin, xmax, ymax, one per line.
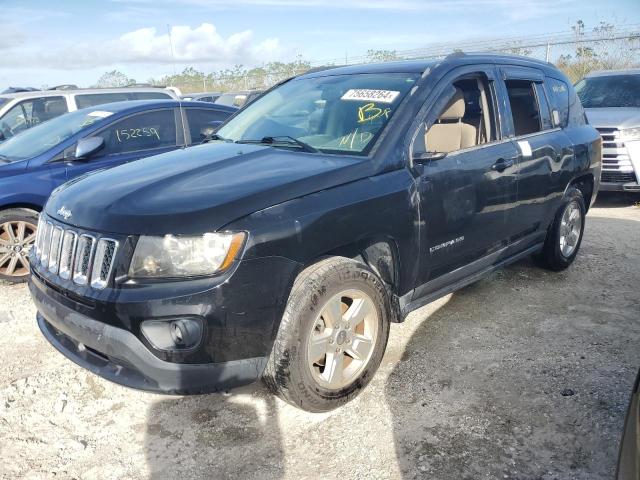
<box><xmin>29</xmin><ymin>53</ymin><xmax>601</xmax><ymax>412</ymax></box>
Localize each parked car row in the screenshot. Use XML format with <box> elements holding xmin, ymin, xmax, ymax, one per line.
<box><xmin>0</xmin><ymin>99</ymin><xmax>237</xmax><ymax>281</ymax></box>
<box><xmin>22</xmin><ymin>53</ymin><xmax>602</xmax><ymax>413</ymax></box>
<box><xmin>181</xmin><ymin>89</ymin><xmax>264</xmax><ymax>108</ymax></box>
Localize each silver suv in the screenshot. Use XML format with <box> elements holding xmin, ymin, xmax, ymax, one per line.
<box><xmin>0</xmin><ymin>87</ymin><xmax>177</xmax><ymax>141</ymax></box>
<box><xmin>576</xmin><ymin>69</ymin><xmax>640</xmax><ymax>193</ymax></box>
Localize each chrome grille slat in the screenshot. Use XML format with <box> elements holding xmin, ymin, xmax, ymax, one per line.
<box><xmin>58</xmin><ymin>231</ymin><xmax>77</xmax><ymax>280</ymax></box>
<box><xmin>48</xmin><ymin>227</ymin><xmax>63</xmax><ymax>273</ymax></box>
<box><xmin>595</xmin><ymin>127</ymin><xmax>637</xmax><ymax>183</ymax></box>
<box><xmin>73</xmin><ymin>235</ymin><xmax>96</xmax><ymax>286</ymax></box>
<box><xmin>90</xmin><ymin>239</ymin><xmax>118</xmax><ymax>289</ymax></box>
<box><xmin>40</xmin><ymin>222</ymin><xmax>54</xmax><ymax>266</ymax></box>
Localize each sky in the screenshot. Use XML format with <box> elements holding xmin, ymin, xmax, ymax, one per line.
<box><xmin>1</xmin><ymin>0</ymin><xmax>639</xmax><ymax>89</ymax></box>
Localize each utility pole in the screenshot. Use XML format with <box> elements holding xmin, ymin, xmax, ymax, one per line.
<box><xmin>545</xmin><ymin>41</ymin><xmax>551</xmax><ymax>62</ymax></box>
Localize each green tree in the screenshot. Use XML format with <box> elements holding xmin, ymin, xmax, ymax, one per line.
<box><xmin>93</xmin><ymin>70</ymin><xmax>136</xmax><ymax>88</ymax></box>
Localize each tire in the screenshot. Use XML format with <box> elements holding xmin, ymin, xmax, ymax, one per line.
<box><xmin>534</xmin><ymin>187</ymin><xmax>586</xmax><ymax>271</ymax></box>
<box><xmin>0</xmin><ymin>208</ymin><xmax>39</xmax><ymax>283</ymax></box>
<box><xmin>263</xmin><ymin>256</ymin><xmax>391</xmax><ymax>412</ymax></box>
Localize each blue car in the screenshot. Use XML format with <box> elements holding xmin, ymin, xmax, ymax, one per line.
<box><xmin>0</xmin><ymin>99</ymin><xmax>236</xmax><ymax>282</ymax></box>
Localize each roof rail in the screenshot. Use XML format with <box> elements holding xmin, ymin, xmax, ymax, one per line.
<box><xmin>48</xmin><ymin>84</ymin><xmax>78</xmax><ymax>90</ymax></box>
<box><xmin>127</xmin><ymin>83</ymin><xmax>165</xmax><ymax>88</ymax></box>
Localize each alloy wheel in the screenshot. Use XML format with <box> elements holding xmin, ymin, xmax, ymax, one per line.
<box><xmin>0</xmin><ymin>220</ymin><xmax>37</xmax><ymax>278</ymax></box>
<box><xmin>307</xmin><ymin>289</ymin><xmax>379</xmax><ymax>390</ymax></box>
<box><xmin>559</xmin><ymin>201</ymin><xmax>582</xmax><ymax>258</ymax></box>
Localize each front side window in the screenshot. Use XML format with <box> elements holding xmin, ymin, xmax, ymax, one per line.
<box><xmin>575</xmin><ymin>74</ymin><xmax>640</xmax><ymax>108</ymax></box>
<box><xmin>185</xmin><ymin>108</ymin><xmax>231</xmax><ymax>144</ymax></box>
<box><xmin>423</xmin><ymin>75</ymin><xmax>497</xmax><ymax>154</ymax></box>
<box><xmin>0</xmin><ymin>108</ymin><xmax>113</xmax><ymax>162</ymax></box>
<box><xmin>0</xmin><ymin>96</ymin><xmax>68</xmax><ymax>139</ymax></box>
<box><xmin>94</xmin><ymin>109</ymin><xmax>177</xmax><ymax>156</ymax></box>
<box><xmin>505</xmin><ymin>80</ymin><xmax>542</xmax><ymax>137</ymax></box>
<box><xmin>217</xmin><ymin>73</ymin><xmax>419</xmax><ymax>156</ymax></box>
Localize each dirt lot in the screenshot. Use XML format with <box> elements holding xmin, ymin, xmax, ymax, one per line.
<box><xmin>1</xmin><ymin>193</ymin><xmax>639</xmax><ymax>480</ymax></box>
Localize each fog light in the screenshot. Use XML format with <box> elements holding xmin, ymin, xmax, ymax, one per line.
<box><xmin>141</xmin><ymin>317</ymin><xmax>203</xmax><ymax>351</ymax></box>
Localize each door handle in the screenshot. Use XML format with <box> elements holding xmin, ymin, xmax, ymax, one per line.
<box><xmin>492</xmin><ymin>158</ymin><xmax>514</xmax><ymax>172</ymax></box>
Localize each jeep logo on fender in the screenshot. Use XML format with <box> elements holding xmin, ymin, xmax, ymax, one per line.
<box><xmin>57</xmin><ymin>206</ymin><xmax>72</xmax><ymax>220</ymax></box>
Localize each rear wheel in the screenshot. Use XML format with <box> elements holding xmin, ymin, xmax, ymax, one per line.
<box><xmin>534</xmin><ymin>187</ymin><xmax>585</xmax><ymax>271</ymax></box>
<box><xmin>263</xmin><ymin>257</ymin><xmax>390</xmax><ymax>412</ymax></box>
<box><xmin>0</xmin><ymin>209</ymin><xmax>39</xmax><ymax>283</ymax></box>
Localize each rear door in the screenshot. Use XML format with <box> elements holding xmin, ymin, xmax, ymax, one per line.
<box><xmin>64</xmin><ymin>108</ymin><xmax>183</xmax><ymax>181</ymax></box>
<box><xmin>497</xmin><ymin>67</ymin><xmax>573</xmax><ymax>243</ymax></box>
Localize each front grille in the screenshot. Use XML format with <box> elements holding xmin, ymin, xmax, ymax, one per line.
<box><xmin>601</xmin><ymin>171</ymin><xmax>637</xmax><ymax>184</ymax></box>
<box><xmin>596</xmin><ymin>128</ymin><xmax>637</xmax><ymax>183</ymax></box>
<box><xmin>34</xmin><ymin>216</ymin><xmax>119</xmax><ymax>290</ymax></box>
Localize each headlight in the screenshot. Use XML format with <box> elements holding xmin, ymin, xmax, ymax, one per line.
<box><xmin>129</xmin><ymin>232</ymin><xmax>246</xmax><ymax>278</ymax></box>
<box><xmin>619</xmin><ymin>127</ymin><xmax>640</xmax><ymax>142</ymax></box>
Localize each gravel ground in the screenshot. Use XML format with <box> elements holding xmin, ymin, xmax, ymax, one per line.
<box><xmin>1</xmin><ymin>193</ymin><xmax>639</xmax><ymax>480</ymax></box>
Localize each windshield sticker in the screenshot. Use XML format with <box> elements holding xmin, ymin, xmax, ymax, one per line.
<box><xmin>341</xmin><ymin>89</ymin><xmax>400</xmax><ymax>104</ymax></box>
<box><xmin>357</xmin><ymin>103</ymin><xmax>392</xmax><ymax>124</ymax></box>
<box><xmin>115</xmin><ymin>127</ymin><xmax>161</xmax><ymax>142</ymax></box>
<box><xmin>87</xmin><ymin>111</ymin><xmax>114</xmax><ymax>118</ymax></box>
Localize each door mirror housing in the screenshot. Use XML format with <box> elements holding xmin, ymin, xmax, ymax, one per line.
<box><xmin>200</xmin><ymin>121</ymin><xmax>224</xmax><ymax>141</ymax></box>
<box><xmin>413</xmin><ymin>151</ymin><xmax>447</xmax><ymax>163</ymax></box>
<box><xmin>74</xmin><ymin>137</ymin><xmax>104</xmax><ymax>160</ymax></box>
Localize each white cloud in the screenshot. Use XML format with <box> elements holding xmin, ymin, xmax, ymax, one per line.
<box><xmin>0</xmin><ymin>23</ymin><xmax>283</xmax><ymax>70</ymax></box>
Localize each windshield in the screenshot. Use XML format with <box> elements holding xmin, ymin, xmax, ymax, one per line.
<box><xmin>217</xmin><ymin>73</ymin><xmax>419</xmax><ymax>155</ymax></box>
<box><xmin>575</xmin><ymin>75</ymin><xmax>640</xmax><ymax>108</ymax></box>
<box><xmin>0</xmin><ymin>108</ymin><xmax>113</xmax><ymax>162</ymax></box>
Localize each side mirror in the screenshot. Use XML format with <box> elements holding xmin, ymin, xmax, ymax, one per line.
<box><xmin>74</xmin><ymin>137</ymin><xmax>104</xmax><ymax>160</ymax></box>
<box><xmin>413</xmin><ymin>151</ymin><xmax>447</xmax><ymax>163</ymax></box>
<box><xmin>200</xmin><ymin>121</ymin><xmax>224</xmax><ymax>141</ymax></box>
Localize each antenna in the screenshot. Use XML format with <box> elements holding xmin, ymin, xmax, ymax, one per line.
<box><xmin>167</xmin><ymin>24</ymin><xmax>177</xmax><ymax>83</ymax></box>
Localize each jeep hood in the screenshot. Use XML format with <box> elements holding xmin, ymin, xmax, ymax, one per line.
<box><xmin>585</xmin><ymin>107</ymin><xmax>640</xmax><ymax>129</ymax></box>
<box><xmin>45</xmin><ymin>142</ymin><xmax>372</xmax><ymax>235</ymax></box>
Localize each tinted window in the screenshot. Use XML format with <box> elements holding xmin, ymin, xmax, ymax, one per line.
<box><xmin>505</xmin><ymin>80</ymin><xmax>542</xmax><ymax>136</ymax></box>
<box><xmin>217</xmin><ymin>73</ymin><xmax>419</xmax><ymax>156</ymax></box>
<box><xmin>75</xmin><ymin>93</ymin><xmax>129</xmax><ymax>109</ymax></box>
<box><xmin>0</xmin><ymin>96</ymin><xmax>68</xmax><ymax>139</ymax></box>
<box><xmin>185</xmin><ymin>108</ymin><xmax>232</xmax><ymax>144</ymax></box>
<box><xmin>545</xmin><ymin>78</ymin><xmax>569</xmax><ymax>127</ymax></box>
<box><xmin>130</xmin><ymin>92</ymin><xmax>173</xmax><ymax>101</ymax></box>
<box><xmin>575</xmin><ymin>74</ymin><xmax>640</xmax><ymax>108</ymax></box>
<box><xmin>215</xmin><ymin>94</ymin><xmax>247</xmax><ymax>107</ymax></box>
<box><xmin>95</xmin><ymin>109</ymin><xmax>177</xmax><ymax>156</ymax></box>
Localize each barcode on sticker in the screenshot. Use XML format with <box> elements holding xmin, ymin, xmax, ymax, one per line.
<box><xmin>341</xmin><ymin>89</ymin><xmax>400</xmax><ymax>104</ymax></box>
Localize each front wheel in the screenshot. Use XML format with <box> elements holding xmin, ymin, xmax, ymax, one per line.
<box><xmin>263</xmin><ymin>257</ymin><xmax>390</xmax><ymax>412</ymax></box>
<box><xmin>534</xmin><ymin>187</ymin><xmax>586</xmax><ymax>271</ymax></box>
<box><xmin>0</xmin><ymin>208</ymin><xmax>39</xmax><ymax>283</ymax></box>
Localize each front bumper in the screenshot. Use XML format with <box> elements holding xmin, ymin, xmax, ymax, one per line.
<box><xmin>599</xmin><ymin>181</ymin><xmax>640</xmax><ymax>192</ymax></box>
<box><xmin>31</xmin><ymin>273</ymin><xmax>267</xmax><ymax>394</ymax></box>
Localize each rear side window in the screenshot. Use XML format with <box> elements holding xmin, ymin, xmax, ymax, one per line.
<box><xmin>185</xmin><ymin>108</ymin><xmax>231</xmax><ymax>144</ymax></box>
<box><xmin>505</xmin><ymin>80</ymin><xmax>542</xmax><ymax>136</ymax></box>
<box><xmin>130</xmin><ymin>92</ymin><xmax>173</xmax><ymax>101</ymax></box>
<box><xmin>94</xmin><ymin>109</ymin><xmax>177</xmax><ymax>156</ymax></box>
<box><xmin>75</xmin><ymin>93</ymin><xmax>129</xmax><ymax>109</ymax></box>
<box><xmin>545</xmin><ymin>78</ymin><xmax>569</xmax><ymax>128</ymax></box>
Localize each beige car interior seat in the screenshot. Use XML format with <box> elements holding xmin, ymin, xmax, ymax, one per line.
<box><xmin>425</xmin><ymin>88</ymin><xmax>477</xmax><ymax>153</ymax></box>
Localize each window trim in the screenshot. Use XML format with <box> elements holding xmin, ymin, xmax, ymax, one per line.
<box><xmin>87</xmin><ymin>107</ymin><xmax>180</xmax><ymax>158</ymax></box>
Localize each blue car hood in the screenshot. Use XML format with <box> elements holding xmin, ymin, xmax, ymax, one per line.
<box><xmin>45</xmin><ymin>142</ymin><xmax>371</xmax><ymax>235</ymax></box>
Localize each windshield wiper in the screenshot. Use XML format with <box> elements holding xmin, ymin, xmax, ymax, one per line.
<box><xmin>203</xmin><ymin>133</ymin><xmax>233</xmax><ymax>144</ymax></box>
<box><xmin>237</xmin><ymin>136</ymin><xmax>318</xmax><ymax>153</ymax></box>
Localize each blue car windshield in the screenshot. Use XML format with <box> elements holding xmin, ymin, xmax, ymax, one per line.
<box><xmin>0</xmin><ymin>108</ymin><xmax>113</xmax><ymax>162</ymax></box>
<box><xmin>217</xmin><ymin>73</ymin><xmax>420</xmax><ymax>155</ymax></box>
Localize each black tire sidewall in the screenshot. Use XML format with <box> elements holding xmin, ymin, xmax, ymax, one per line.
<box><xmin>266</xmin><ymin>258</ymin><xmax>390</xmax><ymax>412</ymax></box>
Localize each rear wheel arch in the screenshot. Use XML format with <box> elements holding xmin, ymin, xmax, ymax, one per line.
<box><xmin>566</xmin><ymin>174</ymin><xmax>594</xmax><ymax>212</ymax></box>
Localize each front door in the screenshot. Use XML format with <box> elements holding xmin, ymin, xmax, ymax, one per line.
<box><xmin>412</xmin><ymin>68</ymin><xmax>520</xmax><ymax>287</ymax></box>
<box><xmin>64</xmin><ymin>108</ymin><xmax>181</xmax><ymax>182</ymax></box>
